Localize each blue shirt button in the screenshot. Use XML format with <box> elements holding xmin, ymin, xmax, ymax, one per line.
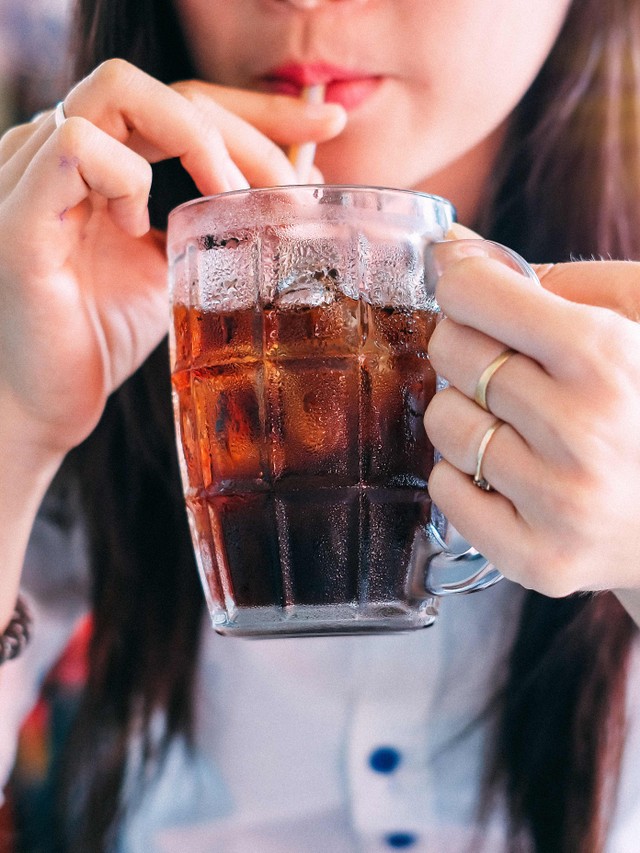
<box><xmin>385</xmin><ymin>832</ymin><xmax>418</xmax><ymax>848</ymax></box>
<box><xmin>369</xmin><ymin>746</ymin><xmax>402</xmax><ymax>774</ymax></box>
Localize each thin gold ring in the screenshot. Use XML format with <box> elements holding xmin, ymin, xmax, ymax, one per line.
<box><xmin>474</xmin><ymin>349</ymin><xmax>516</xmax><ymax>412</ymax></box>
<box><xmin>473</xmin><ymin>420</ymin><xmax>504</xmax><ymax>491</ymax></box>
<box><xmin>53</xmin><ymin>101</ymin><xmax>67</xmax><ymax>129</ymax></box>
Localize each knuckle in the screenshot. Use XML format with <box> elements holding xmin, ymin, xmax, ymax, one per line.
<box><xmin>564</xmin><ymin>368</ymin><xmax>638</xmax><ymax>467</ymax></box>
<box><xmin>544</xmin><ymin>479</ymin><xmax>592</xmax><ymax>532</ymax></box>
<box><xmin>544</xmin><ymin>396</ymin><xmax>608</xmax><ymax>473</ymax></box>
<box><xmin>56</xmin><ymin>115</ymin><xmax>92</xmax><ymax>148</ymax></box>
<box><xmin>588</xmin><ymin>397</ymin><xmax>630</xmax><ymax>459</ymax></box>
<box><xmin>598</xmin><ymin>326</ymin><xmax>640</xmax><ymax>392</ymax></box>
<box><xmin>589</xmin><ymin>315</ymin><xmax>623</xmax><ymax>376</ymax></box>
<box><xmin>171</xmin><ymin>79</ymin><xmax>201</xmax><ymax>103</ymax></box>
<box><xmin>91</xmin><ymin>58</ymin><xmax>139</xmax><ymax>92</ymax></box>
<box><xmin>423</xmin><ymin>387</ymin><xmax>457</xmax><ymax>440</ymax></box>
<box><xmin>570</xmin><ymin>305</ymin><xmax>627</xmax><ymax>384</ymax></box>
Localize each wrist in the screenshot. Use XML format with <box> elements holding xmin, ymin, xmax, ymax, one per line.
<box><xmin>0</xmin><ymin>401</ymin><xmax>66</xmax><ymax>632</ymax></box>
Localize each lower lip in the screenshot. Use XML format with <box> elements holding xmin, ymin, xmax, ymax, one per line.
<box><xmin>265</xmin><ymin>76</ymin><xmax>382</xmax><ymax>111</ymax></box>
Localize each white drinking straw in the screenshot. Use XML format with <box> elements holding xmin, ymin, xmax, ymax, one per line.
<box><xmin>288</xmin><ymin>84</ymin><xmax>326</xmax><ymax>182</ymax></box>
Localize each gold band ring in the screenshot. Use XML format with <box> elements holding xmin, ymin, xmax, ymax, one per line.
<box><xmin>53</xmin><ymin>101</ymin><xmax>67</xmax><ymax>129</ymax></box>
<box><xmin>473</xmin><ymin>420</ymin><xmax>504</xmax><ymax>491</ymax></box>
<box><xmin>474</xmin><ymin>349</ymin><xmax>516</xmax><ymax>412</ymax></box>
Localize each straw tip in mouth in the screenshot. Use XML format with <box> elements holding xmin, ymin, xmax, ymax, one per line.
<box><xmin>301</xmin><ymin>83</ymin><xmax>327</xmax><ymax>104</ymax></box>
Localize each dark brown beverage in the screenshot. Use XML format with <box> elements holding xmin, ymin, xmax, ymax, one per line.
<box><xmin>171</xmin><ymin>291</ymin><xmax>438</xmax><ymax>635</ymax></box>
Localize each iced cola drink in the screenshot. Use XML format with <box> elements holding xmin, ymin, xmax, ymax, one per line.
<box><xmin>168</xmin><ymin>186</ymin><xmax>455</xmax><ymax>636</ymax></box>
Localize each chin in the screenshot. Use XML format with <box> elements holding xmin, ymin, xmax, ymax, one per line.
<box><xmin>315</xmin><ymin>153</ymin><xmax>411</xmax><ymax>189</ymax></box>
<box><xmin>314</xmin><ymin>134</ymin><xmax>442</xmax><ymax>192</ymax></box>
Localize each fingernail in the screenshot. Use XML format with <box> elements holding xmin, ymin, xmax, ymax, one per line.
<box><xmin>425</xmin><ymin>239</ymin><xmax>490</xmax><ymax>287</ymax></box>
<box><xmin>442</xmin><ymin>239</ymin><xmax>490</xmax><ymax>262</ymax></box>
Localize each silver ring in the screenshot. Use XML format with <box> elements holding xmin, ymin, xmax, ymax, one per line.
<box><xmin>473</xmin><ymin>420</ymin><xmax>504</xmax><ymax>491</ymax></box>
<box><xmin>53</xmin><ymin>101</ymin><xmax>67</xmax><ymax>129</ymax></box>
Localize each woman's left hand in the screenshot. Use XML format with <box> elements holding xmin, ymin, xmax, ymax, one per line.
<box><xmin>424</xmin><ymin>236</ymin><xmax>640</xmax><ymax>601</ymax></box>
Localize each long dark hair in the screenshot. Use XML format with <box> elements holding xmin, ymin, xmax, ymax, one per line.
<box><xmin>477</xmin><ymin>2</ymin><xmax>640</xmax><ymax>849</ymax></box>
<box><xmin>58</xmin><ymin>0</ymin><xmax>639</xmax><ymax>850</ymax></box>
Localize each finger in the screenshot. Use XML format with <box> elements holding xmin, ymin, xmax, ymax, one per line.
<box><xmin>427</xmin><ymin>460</ymin><xmax>576</xmax><ymax>598</ymax></box>
<box><xmin>424</xmin><ymin>386</ymin><xmax>544</xmax><ymax>510</ymax></box>
<box><xmin>7</xmin><ymin>117</ymin><xmax>154</xmax><ymax>247</ymax></box>
<box><xmin>428</xmin><ymin>317</ymin><xmax>558</xmax><ymax>448</ymax></box>
<box><xmin>427</xmin><ymin>315</ymin><xmax>630</xmax><ymax>472</ymax></box>
<box><xmin>434</xmin><ymin>255</ymin><xmax>615</xmax><ymax>380</ymax></box>
<box><xmin>536</xmin><ymin>260</ymin><xmax>640</xmax><ymax>321</ymax></box>
<box><xmin>171</xmin><ymin>82</ymin><xmax>346</xmax><ymax>187</ymax></box>
<box><xmin>0</xmin><ymin>121</ymin><xmax>44</xmax><ymax>165</ymax></box>
<box><xmin>60</xmin><ymin>60</ymin><xmax>250</xmax><ymax>195</ymax></box>
<box><xmin>1</xmin><ymin>73</ymin><xmax>247</xmax><ymax>200</ymax></box>
<box><xmin>0</xmin><ymin>112</ymin><xmax>58</xmax><ymax>189</ymax></box>
<box><xmin>169</xmin><ymin>85</ymin><xmax>299</xmax><ymax>186</ymax></box>
<box><xmin>185</xmin><ymin>81</ymin><xmax>348</xmax><ymax>144</ymax></box>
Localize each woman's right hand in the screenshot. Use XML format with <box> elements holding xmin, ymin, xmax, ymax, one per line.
<box><xmin>0</xmin><ymin>59</ymin><xmax>347</xmax><ymax>460</ymax></box>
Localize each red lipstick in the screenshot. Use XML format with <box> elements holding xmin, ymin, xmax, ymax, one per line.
<box><xmin>262</xmin><ymin>62</ymin><xmax>382</xmax><ymax>110</ymax></box>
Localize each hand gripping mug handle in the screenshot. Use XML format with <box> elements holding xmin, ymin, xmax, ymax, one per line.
<box><xmin>415</xmin><ymin>238</ymin><xmax>539</xmax><ymax>597</ymax></box>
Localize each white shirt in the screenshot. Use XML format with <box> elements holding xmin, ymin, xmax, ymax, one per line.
<box><xmin>3</xmin><ymin>489</ymin><xmax>640</xmax><ymax>852</ymax></box>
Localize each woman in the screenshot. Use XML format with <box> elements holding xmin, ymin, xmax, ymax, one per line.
<box><xmin>1</xmin><ymin>0</ymin><xmax>640</xmax><ymax>850</ymax></box>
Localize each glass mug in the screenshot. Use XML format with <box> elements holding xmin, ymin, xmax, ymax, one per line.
<box><xmin>167</xmin><ymin>186</ymin><xmax>535</xmax><ymax>637</ymax></box>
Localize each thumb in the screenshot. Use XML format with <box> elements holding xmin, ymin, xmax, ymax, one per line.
<box><xmin>446</xmin><ymin>225</ymin><xmax>640</xmax><ymax>321</ymax></box>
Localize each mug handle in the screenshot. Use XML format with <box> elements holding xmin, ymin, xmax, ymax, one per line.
<box><xmin>419</xmin><ymin>239</ymin><xmax>538</xmax><ymax>596</ymax></box>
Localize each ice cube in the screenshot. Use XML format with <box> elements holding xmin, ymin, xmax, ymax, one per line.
<box><xmin>275</xmin><ymin>266</ymin><xmax>342</xmax><ymax>308</ymax></box>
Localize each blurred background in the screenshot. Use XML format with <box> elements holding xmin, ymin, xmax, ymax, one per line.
<box><xmin>0</xmin><ymin>0</ymin><xmax>73</xmax><ymax>134</ymax></box>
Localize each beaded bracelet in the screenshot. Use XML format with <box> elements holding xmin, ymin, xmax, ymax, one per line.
<box><xmin>0</xmin><ymin>596</ymin><xmax>33</xmax><ymax>665</ymax></box>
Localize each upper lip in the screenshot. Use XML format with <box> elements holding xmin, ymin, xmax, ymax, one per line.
<box><xmin>262</xmin><ymin>62</ymin><xmax>377</xmax><ymax>87</ymax></box>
